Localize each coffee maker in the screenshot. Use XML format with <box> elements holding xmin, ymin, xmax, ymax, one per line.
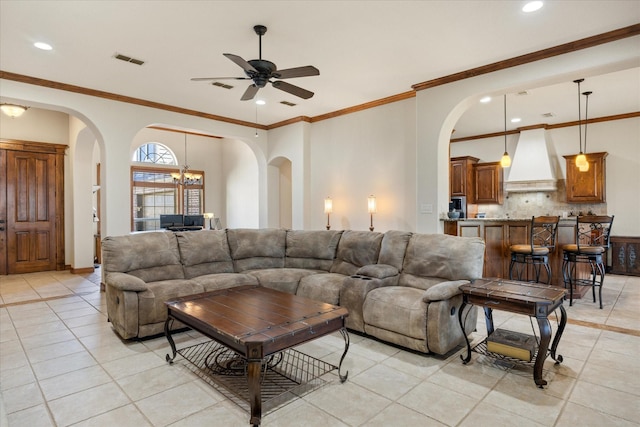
<box><xmin>450</xmin><ymin>196</ymin><xmax>467</xmax><ymax>218</ymax></box>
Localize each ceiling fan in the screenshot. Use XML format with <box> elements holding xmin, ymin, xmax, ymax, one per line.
<box><xmin>191</xmin><ymin>25</ymin><xmax>320</xmax><ymax>101</ymax></box>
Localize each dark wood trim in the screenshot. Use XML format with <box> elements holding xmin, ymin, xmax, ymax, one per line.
<box><xmin>0</xmin><ymin>71</ymin><xmax>267</xmax><ymax>130</ymax></box>
<box><xmin>1</xmin><ymin>25</ymin><xmax>638</xmax><ymax>129</ymax></box>
<box><xmin>413</xmin><ymin>24</ymin><xmax>640</xmax><ymax>91</ymax></box>
<box><xmin>309</xmin><ymin>91</ymin><xmax>416</xmax><ymax>124</ymax></box>
<box><xmin>70</xmin><ymin>266</ymin><xmax>94</xmax><ymax>274</ymax></box>
<box><xmin>451</xmin><ymin>112</ymin><xmax>640</xmax><ymax>143</ymax></box>
<box><xmin>0</xmin><ymin>139</ymin><xmax>68</xmax><ymax>154</ymax></box>
<box><xmin>267</xmin><ymin>116</ymin><xmax>312</xmax><ymax>130</ymax></box>
<box><xmin>146</xmin><ymin>126</ymin><xmax>224</xmax><ymax>139</ymax></box>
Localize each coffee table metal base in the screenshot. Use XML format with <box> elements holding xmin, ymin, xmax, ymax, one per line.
<box><xmin>165</xmin><ymin>333</ymin><xmax>346</xmax><ymax>417</ymax></box>
<box><xmin>165</xmin><ymin>318</ymin><xmax>349</xmax><ymax>426</ymax></box>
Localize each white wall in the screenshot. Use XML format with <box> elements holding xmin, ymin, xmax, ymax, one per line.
<box><xmin>222</xmin><ymin>139</ymin><xmax>260</xmax><ymax>228</ymax></box>
<box><xmin>0</xmin><ymin>107</ymin><xmax>69</xmax><ymax>144</ymax></box>
<box><xmin>306</xmin><ymin>99</ymin><xmax>417</xmax><ymax>232</ymax></box>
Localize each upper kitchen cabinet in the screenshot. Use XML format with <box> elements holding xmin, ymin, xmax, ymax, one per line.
<box><xmin>564</xmin><ymin>152</ymin><xmax>607</xmax><ymax>203</ymax></box>
<box><xmin>450</xmin><ymin>156</ymin><xmax>479</xmax><ymax>202</ymax></box>
<box><xmin>474</xmin><ymin>162</ymin><xmax>504</xmax><ymax>204</ymax></box>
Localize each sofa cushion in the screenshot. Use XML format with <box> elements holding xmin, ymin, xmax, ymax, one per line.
<box><xmin>330</xmin><ymin>230</ymin><xmax>383</xmax><ymax>276</ymax></box>
<box><xmin>297</xmin><ymin>273</ymin><xmax>346</xmax><ymax>305</ymax></box>
<box><xmin>402</xmin><ymin>234</ymin><xmax>485</xmax><ymax>281</ymax></box>
<box><xmin>137</xmin><ymin>279</ymin><xmax>204</xmax><ymax>325</ymax></box>
<box><xmin>193</xmin><ymin>273</ymin><xmax>258</xmax><ymax>292</ymax></box>
<box><xmin>227</xmin><ymin>228</ymin><xmax>286</xmax><ymax>271</ymax></box>
<box><xmin>398</xmin><ymin>273</ymin><xmax>446</xmax><ymax>291</ymax></box>
<box><xmin>284</xmin><ymin>230</ymin><xmax>342</xmax><ymax>271</ymax></box>
<box><xmin>176</xmin><ymin>230</ymin><xmax>234</xmax><ymax>279</ymax></box>
<box><xmin>102</xmin><ymin>232</ymin><xmax>184</xmax><ymax>282</ymax></box>
<box><xmin>378</xmin><ymin>230</ymin><xmax>412</xmax><ymax>270</ymax></box>
<box><xmin>363</xmin><ymin>286</ymin><xmax>426</xmax><ymax>340</ymax></box>
<box><xmin>247</xmin><ymin>268</ymin><xmax>317</xmax><ymax>294</ymax></box>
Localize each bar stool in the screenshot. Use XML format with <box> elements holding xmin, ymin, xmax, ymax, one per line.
<box><xmin>509</xmin><ymin>216</ymin><xmax>560</xmax><ymax>284</ymax></box>
<box><xmin>562</xmin><ymin>215</ymin><xmax>614</xmax><ymax>309</ymax></box>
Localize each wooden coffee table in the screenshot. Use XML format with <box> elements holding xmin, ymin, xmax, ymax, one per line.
<box><xmin>458</xmin><ymin>278</ymin><xmax>567</xmax><ymax>388</ymax></box>
<box><xmin>164</xmin><ymin>285</ymin><xmax>349</xmax><ymax>426</ymax></box>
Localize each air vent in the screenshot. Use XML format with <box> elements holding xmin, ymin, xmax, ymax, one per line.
<box><xmin>280</xmin><ymin>101</ymin><xmax>297</xmax><ymax>107</ymax></box>
<box><xmin>541</xmin><ymin>112</ymin><xmax>555</xmax><ymax>118</ymax></box>
<box><xmin>212</xmin><ymin>82</ymin><xmax>234</xmax><ymax>90</ymax></box>
<box><xmin>114</xmin><ymin>53</ymin><xmax>145</xmax><ymax>66</ymax></box>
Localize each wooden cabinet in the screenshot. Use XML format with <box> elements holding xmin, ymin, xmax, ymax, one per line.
<box><xmin>611</xmin><ymin>236</ymin><xmax>640</xmax><ymax>276</ymax></box>
<box><xmin>564</xmin><ymin>152</ymin><xmax>607</xmax><ymax>203</ymax></box>
<box><xmin>474</xmin><ymin>162</ymin><xmax>503</xmax><ymax>204</ymax></box>
<box><xmin>450</xmin><ymin>156</ymin><xmax>478</xmax><ymax>202</ymax></box>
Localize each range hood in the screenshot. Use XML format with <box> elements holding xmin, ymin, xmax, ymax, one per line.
<box><xmin>505</xmin><ymin>128</ymin><xmax>557</xmax><ymax>192</ymax></box>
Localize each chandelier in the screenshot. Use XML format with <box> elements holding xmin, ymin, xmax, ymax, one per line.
<box><xmin>171</xmin><ymin>133</ymin><xmax>202</xmax><ymax>185</ymax></box>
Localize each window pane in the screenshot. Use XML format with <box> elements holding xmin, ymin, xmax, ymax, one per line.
<box><xmin>131</xmin><ymin>167</ymin><xmax>204</xmax><ymax>231</ymax></box>
<box><xmin>132</xmin><ymin>184</ymin><xmax>178</xmax><ymax>231</ymax></box>
<box><xmin>184</xmin><ymin>188</ymin><xmax>202</xmax><ymax>215</ymax></box>
<box><xmin>132</xmin><ymin>142</ymin><xmax>177</xmax><ymax>165</ymax></box>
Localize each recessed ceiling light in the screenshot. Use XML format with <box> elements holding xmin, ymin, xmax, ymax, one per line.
<box><xmin>480</xmin><ymin>96</ymin><xmax>492</xmax><ymax>104</ymax></box>
<box><xmin>34</xmin><ymin>42</ymin><xmax>53</xmax><ymax>51</ymax></box>
<box><xmin>522</xmin><ymin>1</ymin><xmax>543</xmax><ymax>13</ymax></box>
<box><xmin>511</xmin><ymin>117</ymin><xmax>522</xmax><ymax>123</ymax></box>
<box><xmin>255</xmin><ymin>100</ymin><xmax>266</xmax><ymax>105</ymax></box>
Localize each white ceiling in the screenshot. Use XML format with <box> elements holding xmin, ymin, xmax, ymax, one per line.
<box><xmin>1</xmin><ymin>1</ymin><xmax>639</xmax><ymax>136</ymax></box>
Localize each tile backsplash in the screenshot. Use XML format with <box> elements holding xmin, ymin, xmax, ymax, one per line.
<box><xmin>466</xmin><ymin>179</ymin><xmax>607</xmax><ymax>219</ymax></box>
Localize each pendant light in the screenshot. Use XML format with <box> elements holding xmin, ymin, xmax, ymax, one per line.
<box><xmin>579</xmin><ymin>90</ymin><xmax>592</xmax><ymax>172</ymax></box>
<box><xmin>573</xmin><ymin>79</ymin><xmax>588</xmax><ymax>168</ymax></box>
<box><xmin>500</xmin><ymin>94</ymin><xmax>511</xmax><ymax>168</ymax></box>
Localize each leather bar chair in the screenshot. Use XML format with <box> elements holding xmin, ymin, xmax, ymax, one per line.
<box><xmin>509</xmin><ymin>216</ymin><xmax>560</xmax><ymax>284</ymax></box>
<box><xmin>562</xmin><ymin>215</ymin><xmax>614</xmax><ymax>309</ymax></box>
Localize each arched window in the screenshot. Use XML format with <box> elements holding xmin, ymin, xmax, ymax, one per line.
<box><xmin>132</xmin><ymin>142</ymin><xmax>177</xmax><ymax>165</ymax></box>
<box><xmin>130</xmin><ymin>142</ymin><xmax>204</xmax><ymax>232</ymax></box>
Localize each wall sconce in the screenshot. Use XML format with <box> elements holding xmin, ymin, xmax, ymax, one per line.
<box><xmin>1</xmin><ymin>103</ymin><xmax>29</xmax><ymax>118</ymax></box>
<box><xmin>367</xmin><ymin>195</ymin><xmax>377</xmax><ymax>231</ymax></box>
<box><xmin>324</xmin><ymin>197</ymin><xmax>333</xmax><ymax>230</ymax></box>
<box><xmin>203</xmin><ymin>212</ymin><xmax>214</xmax><ymax>229</ymax></box>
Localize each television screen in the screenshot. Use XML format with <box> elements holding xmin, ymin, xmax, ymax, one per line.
<box><xmin>160</xmin><ymin>214</ymin><xmax>184</xmax><ymax>229</ymax></box>
<box><xmin>183</xmin><ymin>215</ymin><xmax>204</xmax><ymax>227</ymax></box>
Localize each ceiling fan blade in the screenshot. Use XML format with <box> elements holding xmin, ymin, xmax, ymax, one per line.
<box><xmin>224</xmin><ymin>53</ymin><xmax>258</xmax><ymax>73</ymax></box>
<box><xmin>241</xmin><ymin>84</ymin><xmax>259</xmax><ymax>101</ymax></box>
<box><xmin>272</xmin><ymin>81</ymin><xmax>314</xmax><ymax>99</ymax></box>
<box><xmin>273</xmin><ymin>66</ymin><xmax>320</xmax><ymax>79</ymax></box>
<box><xmin>190</xmin><ymin>77</ymin><xmax>249</xmax><ymax>81</ymax></box>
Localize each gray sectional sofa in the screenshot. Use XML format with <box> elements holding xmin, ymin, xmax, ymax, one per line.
<box><xmin>102</xmin><ymin>228</ymin><xmax>485</xmax><ymax>355</ymax></box>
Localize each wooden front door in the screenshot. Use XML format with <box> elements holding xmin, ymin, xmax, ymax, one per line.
<box><xmin>1</xmin><ymin>141</ymin><xmax>65</xmax><ymax>274</ymax></box>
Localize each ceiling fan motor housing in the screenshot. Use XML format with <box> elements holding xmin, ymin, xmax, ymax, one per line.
<box><xmin>247</xmin><ymin>59</ymin><xmax>277</xmax><ymax>87</ymax></box>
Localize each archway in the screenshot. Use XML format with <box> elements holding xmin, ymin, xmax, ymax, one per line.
<box><xmin>268</xmin><ymin>156</ymin><xmax>293</xmax><ymax>229</ymax></box>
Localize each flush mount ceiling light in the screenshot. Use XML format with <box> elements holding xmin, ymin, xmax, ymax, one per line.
<box><xmin>1</xmin><ymin>103</ymin><xmax>29</xmax><ymax>118</ymax></box>
<box><xmin>255</xmin><ymin>99</ymin><xmax>266</xmax><ymax>105</ymax></box>
<box><xmin>511</xmin><ymin>117</ymin><xmax>521</xmax><ymax>123</ymax></box>
<box><xmin>34</xmin><ymin>41</ymin><xmax>53</xmax><ymax>50</ymax></box>
<box><xmin>480</xmin><ymin>96</ymin><xmax>492</xmax><ymax>104</ymax></box>
<box><xmin>522</xmin><ymin>1</ymin><xmax>543</xmax><ymax>13</ymax></box>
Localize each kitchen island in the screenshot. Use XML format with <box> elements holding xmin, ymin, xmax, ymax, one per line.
<box><xmin>443</xmin><ymin>217</ymin><xmax>590</xmax><ymax>295</ymax></box>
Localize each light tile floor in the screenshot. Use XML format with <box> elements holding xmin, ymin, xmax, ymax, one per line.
<box><xmin>1</xmin><ymin>269</ymin><xmax>639</xmax><ymax>426</ymax></box>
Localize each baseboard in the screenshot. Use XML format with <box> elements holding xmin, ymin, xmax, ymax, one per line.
<box><xmin>70</xmin><ymin>266</ymin><xmax>95</xmax><ymax>274</ymax></box>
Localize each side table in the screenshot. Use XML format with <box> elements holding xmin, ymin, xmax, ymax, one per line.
<box><xmin>458</xmin><ymin>278</ymin><xmax>567</xmax><ymax>388</ymax></box>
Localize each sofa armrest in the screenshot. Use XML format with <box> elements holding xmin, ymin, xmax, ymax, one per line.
<box><xmin>422</xmin><ymin>280</ymin><xmax>470</xmax><ymax>302</ymax></box>
<box><xmin>105</xmin><ymin>272</ymin><xmax>148</xmax><ymax>292</ymax></box>
<box><xmin>355</xmin><ymin>264</ymin><xmax>399</xmax><ymax>279</ymax></box>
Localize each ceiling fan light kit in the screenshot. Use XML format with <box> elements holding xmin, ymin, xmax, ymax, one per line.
<box><xmin>191</xmin><ymin>25</ymin><xmax>319</xmax><ymax>101</ymax></box>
